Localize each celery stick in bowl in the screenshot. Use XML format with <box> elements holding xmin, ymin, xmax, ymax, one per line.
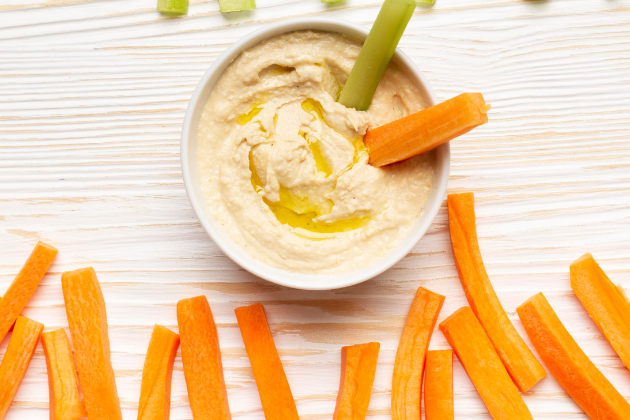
<box><xmin>338</xmin><ymin>0</ymin><xmax>417</xmax><ymax>111</ymax></box>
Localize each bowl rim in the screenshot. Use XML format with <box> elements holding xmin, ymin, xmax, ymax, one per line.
<box><xmin>181</xmin><ymin>17</ymin><xmax>450</xmax><ymax>290</ymax></box>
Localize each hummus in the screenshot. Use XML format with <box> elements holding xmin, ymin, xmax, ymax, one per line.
<box><xmin>197</xmin><ymin>30</ymin><xmax>435</xmax><ymax>274</ymax></box>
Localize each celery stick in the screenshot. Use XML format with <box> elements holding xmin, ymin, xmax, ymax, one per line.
<box><xmin>157</xmin><ymin>0</ymin><xmax>188</xmax><ymax>15</ymax></box>
<box><xmin>338</xmin><ymin>0</ymin><xmax>416</xmax><ymax>111</ymax></box>
<box><xmin>322</xmin><ymin>0</ymin><xmax>344</xmax><ymax>3</ymax></box>
<box><xmin>220</xmin><ymin>0</ymin><xmax>256</xmax><ymax>13</ymax></box>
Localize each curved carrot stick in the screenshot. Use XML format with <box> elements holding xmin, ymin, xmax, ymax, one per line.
<box><xmin>62</xmin><ymin>267</ymin><xmax>122</xmax><ymax>420</ymax></box>
<box><xmin>570</xmin><ymin>253</ymin><xmax>630</xmax><ymax>371</ymax></box>
<box><xmin>42</xmin><ymin>328</ymin><xmax>87</xmax><ymax>420</ymax></box>
<box><xmin>517</xmin><ymin>292</ymin><xmax>630</xmax><ymax>419</ymax></box>
<box><xmin>392</xmin><ymin>287</ymin><xmax>445</xmax><ymax>420</ymax></box>
<box><xmin>235</xmin><ymin>303</ymin><xmax>299</xmax><ymax>420</ymax></box>
<box><xmin>0</xmin><ymin>242</ymin><xmax>57</xmax><ymax>344</ymax></box>
<box><xmin>0</xmin><ymin>316</ymin><xmax>44</xmax><ymax>420</ymax></box>
<box><xmin>440</xmin><ymin>307</ymin><xmax>533</xmax><ymax>420</ymax></box>
<box><xmin>447</xmin><ymin>192</ymin><xmax>546</xmax><ymax>391</ymax></box>
<box><xmin>177</xmin><ymin>296</ymin><xmax>231</xmax><ymax>420</ymax></box>
<box><xmin>333</xmin><ymin>342</ymin><xmax>380</xmax><ymax>420</ymax></box>
<box><xmin>137</xmin><ymin>325</ymin><xmax>180</xmax><ymax>420</ymax></box>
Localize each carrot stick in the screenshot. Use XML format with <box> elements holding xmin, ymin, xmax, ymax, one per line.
<box><xmin>62</xmin><ymin>267</ymin><xmax>122</xmax><ymax>420</ymax></box>
<box><xmin>570</xmin><ymin>253</ymin><xmax>630</xmax><ymax>371</ymax></box>
<box><xmin>447</xmin><ymin>192</ymin><xmax>546</xmax><ymax>392</ymax></box>
<box><xmin>364</xmin><ymin>93</ymin><xmax>489</xmax><ymax>167</ymax></box>
<box><xmin>138</xmin><ymin>325</ymin><xmax>180</xmax><ymax>420</ymax></box>
<box><xmin>177</xmin><ymin>296</ymin><xmax>231</xmax><ymax>420</ymax></box>
<box><xmin>517</xmin><ymin>292</ymin><xmax>630</xmax><ymax>419</ymax></box>
<box><xmin>439</xmin><ymin>307</ymin><xmax>533</xmax><ymax>420</ymax></box>
<box><xmin>424</xmin><ymin>350</ymin><xmax>454</xmax><ymax>420</ymax></box>
<box><xmin>42</xmin><ymin>328</ymin><xmax>87</xmax><ymax>420</ymax></box>
<box><xmin>333</xmin><ymin>342</ymin><xmax>380</xmax><ymax>420</ymax></box>
<box><xmin>0</xmin><ymin>241</ymin><xmax>57</xmax><ymax>344</ymax></box>
<box><xmin>0</xmin><ymin>298</ymin><xmax>13</xmax><ymax>332</ymax></box>
<box><xmin>235</xmin><ymin>303</ymin><xmax>299</xmax><ymax>420</ymax></box>
<box><xmin>0</xmin><ymin>316</ymin><xmax>44</xmax><ymax>420</ymax></box>
<box><xmin>392</xmin><ymin>286</ymin><xmax>445</xmax><ymax>420</ymax></box>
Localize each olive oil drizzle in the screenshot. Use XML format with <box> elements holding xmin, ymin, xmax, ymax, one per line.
<box><xmin>237</xmin><ymin>105</ymin><xmax>262</xmax><ymax>126</ymax></box>
<box><xmin>242</xmin><ymin>99</ymin><xmax>371</xmax><ymax>239</ymax></box>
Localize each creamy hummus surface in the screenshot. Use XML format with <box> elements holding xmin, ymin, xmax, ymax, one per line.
<box><xmin>197</xmin><ymin>31</ymin><xmax>436</xmax><ymax>274</ymax></box>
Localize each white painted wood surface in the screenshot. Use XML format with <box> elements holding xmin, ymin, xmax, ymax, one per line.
<box><xmin>1</xmin><ymin>0</ymin><xmax>630</xmax><ymax>418</ymax></box>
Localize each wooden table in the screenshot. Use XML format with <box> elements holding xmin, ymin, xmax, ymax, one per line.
<box><xmin>1</xmin><ymin>0</ymin><xmax>629</xmax><ymax>418</ymax></box>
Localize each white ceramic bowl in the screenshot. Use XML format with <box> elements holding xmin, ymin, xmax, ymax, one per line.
<box><xmin>181</xmin><ymin>18</ymin><xmax>450</xmax><ymax>290</ymax></box>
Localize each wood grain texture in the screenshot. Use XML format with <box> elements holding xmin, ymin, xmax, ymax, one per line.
<box><xmin>1</xmin><ymin>0</ymin><xmax>630</xmax><ymax>418</ymax></box>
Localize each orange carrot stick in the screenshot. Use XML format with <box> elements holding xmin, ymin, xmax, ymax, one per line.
<box><xmin>364</xmin><ymin>93</ymin><xmax>489</xmax><ymax>167</ymax></box>
<box><xmin>177</xmin><ymin>296</ymin><xmax>231</xmax><ymax>420</ymax></box>
<box><xmin>235</xmin><ymin>303</ymin><xmax>299</xmax><ymax>420</ymax></box>
<box><xmin>424</xmin><ymin>350</ymin><xmax>454</xmax><ymax>420</ymax></box>
<box><xmin>0</xmin><ymin>298</ymin><xmax>13</xmax><ymax>332</ymax></box>
<box><xmin>447</xmin><ymin>192</ymin><xmax>546</xmax><ymax>392</ymax></box>
<box><xmin>517</xmin><ymin>292</ymin><xmax>630</xmax><ymax>419</ymax></box>
<box><xmin>0</xmin><ymin>316</ymin><xmax>44</xmax><ymax>420</ymax></box>
<box><xmin>392</xmin><ymin>287</ymin><xmax>445</xmax><ymax>420</ymax></box>
<box><xmin>42</xmin><ymin>328</ymin><xmax>87</xmax><ymax>420</ymax></box>
<box><xmin>570</xmin><ymin>253</ymin><xmax>630</xmax><ymax>371</ymax></box>
<box><xmin>62</xmin><ymin>267</ymin><xmax>122</xmax><ymax>420</ymax></box>
<box><xmin>333</xmin><ymin>342</ymin><xmax>380</xmax><ymax>420</ymax></box>
<box><xmin>0</xmin><ymin>241</ymin><xmax>57</xmax><ymax>344</ymax></box>
<box><xmin>138</xmin><ymin>325</ymin><xmax>180</xmax><ymax>420</ymax></box>
<box><xmin>440</xmin><ymin>307</ymin><xmax>533</xmax><ymax>420</ymax></box>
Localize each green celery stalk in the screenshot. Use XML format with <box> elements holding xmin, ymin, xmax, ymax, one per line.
<box><xmin>157</xmin><ymin>0</ymin><xmax>188</xmax><ymax>15</ymax></box>
<box><xmin>322</xmin><ymin>0</ymin><xmax>344</xmax><ymax>3</ymax></box>
<box><xmin>220</xmin><ymin>0</ymin><xmax>256</xmax><ymax>13</ymax></box>
<box><xmin>338</xmin><ymin>0</ymin><xmax>416</xmax><ymax>111</ymax></box>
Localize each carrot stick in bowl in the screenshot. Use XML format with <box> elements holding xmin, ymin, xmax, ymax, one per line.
<box><xmin>364</xmin><ymin>93</ymin><xmax>489</xmax><ymax>167</ymax></box>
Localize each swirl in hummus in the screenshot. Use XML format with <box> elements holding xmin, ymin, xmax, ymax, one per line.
<box><xmin>197</xmin><ymin>31</ymin><xmax>435</xmax><ymax>274</ymax></box>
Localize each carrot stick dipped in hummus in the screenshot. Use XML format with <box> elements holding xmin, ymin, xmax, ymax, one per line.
<box><xmin>339</xmin><ymin>0</ymin><xmax>489</xmax><ymax>167</ymax></box>
<box><xmin>364</xmin><ymin>93</ymin><xmax>490</xmax><ymax>167</ymax></box>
